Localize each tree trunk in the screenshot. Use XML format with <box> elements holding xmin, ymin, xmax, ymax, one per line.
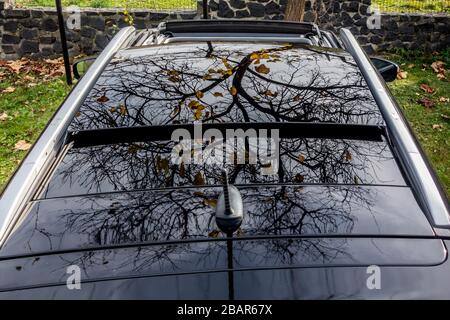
<box><xmin>285</xmin><ymin>0</ymin><xmax>306</xmax><ymax>22</ymax></box>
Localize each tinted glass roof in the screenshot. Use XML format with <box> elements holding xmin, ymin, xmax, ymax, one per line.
<box><xmin>69</xmin><ymin>42</ymin><xmax>385</xmax><ymax>132</ymax></box>
<box><xmin>40</xmin><ymin>42</ymin><xmax>402</xmax><ymax>199</ymax></box>
<box><xmin>39</xmin><ymin>137</ymin><xmax>405</xmax><ymax>199</ymax></box>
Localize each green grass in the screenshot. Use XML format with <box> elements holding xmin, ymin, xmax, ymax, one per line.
<box><xmin>0</xmin><ymin>77</ymin><xmax>71</xmax><ymax>192</ymax></box>
<box><xmin>373</xmin><ymin>0</ymin><xmax>450</xmax><ymax>13</ymax></box>
<box><xmin>16</xmin><ymin>0</ymin><xmax>450</xmax><ymax>12</ymax></box>
<box><xmin>15</xmin><ymin>0</ymin><xmax>197</xmax><ymax>10</ymax></box>
<box><xmin>385</xmin><ymin>49</ymin><xmax>450</xmax><ymax>195</ymax></box>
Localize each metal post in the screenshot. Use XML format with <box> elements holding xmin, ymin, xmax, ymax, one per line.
<box><xmin>55</xmin><ymin>0</ymin><xmax>73</xmax><ymax>85</ymax></box>
<box><xmin>202</xmin><ymin>0</ymin><xmax>208</xmax><ymax>19</ymax></box>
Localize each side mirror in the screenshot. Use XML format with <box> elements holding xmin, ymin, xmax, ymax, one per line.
<box><xmin>370</xmin><ymin>57</ymin><xmax>399</xmax><ymax>83</ymax></box>
<box><xmin>73</xmin><ymin>57</ymin><xmax>97</xmax><ymax>80</ymax></box>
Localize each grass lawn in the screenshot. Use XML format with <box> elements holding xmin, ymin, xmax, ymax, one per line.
<box><xmin>15</xmin><ymin>0</ymin><xmax>450</xmax><ymax>12</ymax></box>
<box><xmin>0</xmin><ymin>50</ymin><xmax>449</xmax><ymax>196</ymax></box>
<box><xmin>0</xmin><ymin>66</ymin><xmax>71</xmax><ymax>192</ymax></box>
<box><xmin>15</xmin><ymin>0</ymin><xmax>197</xmax><ymax>10</ymax></box>
<box><xmin>373</xmin><ymin>0</ymin><xmax>450</xmax><ymax>13</ymax></box>
<box><xmin>385</xmin><ymin>49</ymin><xmax>450</xmax><ymax>195</ymax></box>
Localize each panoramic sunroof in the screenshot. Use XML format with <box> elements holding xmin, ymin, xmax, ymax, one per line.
<box><xmin>37</xmin><ymin>136</ymin><xmax>405</xmax><ymax>199</ymax></box>
<box><xmin>69</xmin><ymin>43</ymin><xmax>385</xmax><ymax>132</ymax></box>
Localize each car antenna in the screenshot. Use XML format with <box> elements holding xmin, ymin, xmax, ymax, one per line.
<box><xmin>216</xmin><ymin>169</ymin><xmax>244</xmax><ymax>236</ymax></box>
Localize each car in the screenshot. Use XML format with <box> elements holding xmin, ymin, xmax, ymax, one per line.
<box><xmin>0</xmin><ymin>19</ymin><xmax>448</xmax><ymax>299</ymax></box>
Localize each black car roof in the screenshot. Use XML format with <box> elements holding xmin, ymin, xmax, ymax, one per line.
<box><xmin>2</xmin><ymin>39</ymin><xmax>426</xmax><ymax>243</ymax></box>
<box><xmin>4</xmin><ymin>39</ymin><xmax>422</xmax><ymax>251</ymax></box>
<box><xmin>0</xmin><ymin>185</ymin><xmax>434</xmax><ymax>259</ymax></box>
<box><xmin>0</xmin><ymin>26</ymin><xmax>447</xmax><ymax>295</ymax></box>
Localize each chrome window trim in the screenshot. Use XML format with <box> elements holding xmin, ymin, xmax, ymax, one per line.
<box><xmin>340</xmin><ymin>28</ymin><xmax>450</xmax><ymax>228</ymax></box>
<box><xmin>0</xmin><ymin>27</ymin><xmax>137</xmax><ymax>247</ymax></box>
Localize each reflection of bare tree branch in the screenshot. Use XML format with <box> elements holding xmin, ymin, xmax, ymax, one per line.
<box><xmin>4</xmin><ymin>185</ymin><xmax>379</xmax><ymax>273</ymax></box>
<box><xmin>43</xmin><ymin>136</ymin><xmax>401</xmax><ymax>199</ymax></box>
<box><xmin>1</xmin><ymin>43</ymin><xmax>404</xmax><ymax>285</ymax></box>
<box><xmin>70</xmin><ymin>43</ymin><xmax>384</xmax><ymax>131</ymax></box>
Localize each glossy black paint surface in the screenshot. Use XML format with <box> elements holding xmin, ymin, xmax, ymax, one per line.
<box><xmin>2</xmin><ymin>184</ymin><xmax>440</xmax><ymax>297</ymax></box>
<box><xmin>0</xmin><ymin>238</ymin><xmax>446</xmax><ymax>294</ymax></box>
<box><xmin>2</xmin><ymin>186</ymin><xmax>433</xmax><ymax>257</ymax></box>
<box><xmin>4</xmin><ymin>264</ymin><xmax>450</xmax><ymax>299</ymax></box>
<box><xmin>70</xmin><ymin>43</ymin><xmax>385</xmax><ymax>132</ymax></box>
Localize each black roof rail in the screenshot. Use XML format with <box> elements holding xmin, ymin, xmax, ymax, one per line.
<box><xmin>158</xmin><ymin>20</ymin><xmax>322</xmax><ymax>38</ymax></box>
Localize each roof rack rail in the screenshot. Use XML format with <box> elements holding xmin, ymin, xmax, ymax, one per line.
<box><xmin>340</xmin><ymin>28</ymin><xmax>450</xmax><ymax>228</ymax></box>
<box><xmin>125</xmin><ymin>20</ymin><xmax>330</xmax><ymax>48</ymax></box>
<box><xmin>159</xmin><ymin>20</ymin><xmax>322</xmax><ymax>38</ymax></box>
<box><xmin>0</xmin><ymin>26</ymin><xmax>137</xmax><ymax>247</ymax></box>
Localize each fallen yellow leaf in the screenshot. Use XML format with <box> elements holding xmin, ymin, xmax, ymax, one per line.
<box><xmin>294</xmin><ymin>174</ymin><xmax>304</xmax><ymax>183</ymax></box>
<box><xmin>97</xmin><ymin>95</ymin><xmax>109</xmax><ymax>103</ymax></box>
<box><xmin>194</xmin><ymin>171</ymin><xmax>205</xmax><ymax>185</ymax></box>
<box><xmin>204</xmin><ymin>199</ymin><xmax>218</xmax><ymax>208</ymax></box>
<box><xmin>208</xmin><ymin>230</ymin><xmax>220</xmax><ymax>238</ymax></box>
<box><xmin>0</xmin><ymin>112</ymin><xmax>9</xmax><ymax>122</ymax></box>
<box><xmin>188</xmin><ymin>100</ymin><xmax>205</xmax><ymax>110</ymax></box>
<box><xmin>2</xmin><ymin>86</ymin><xmax>16</xmax><ymax>93</ymax></box>
<box><xmin>14</xmin><ymin>140</ymin><xmax>32</xmax><ymax>151</ymax></box>
<box><xmin>194</xmin><ymin>108</ymin><xmax>203</xmax><ymax>120</ymax></box>
<box><xmin>250</xmin><ymin>53</ymin><xmax>260</xmax><ymax>61</ymax></box>
<box><xmin>420</xmin><ymin>83</ymin><xmax>434</xmax><ymax>94</ymax></box>
<box><xmin>168</xmin><ymin>75</ymin><xmax>181</xmax><ymax>82</ymax></box>
<box><xmin>119</xmin><ymin>105</ymin><xmax>127</xmax><ymax>116</ymax></box>
<box><xmin>344</xmin><ymin>150</ymin><xmax>352</xmax><ymax>161</ymax></box>
<box><xmin>261</xmin><ymin>89</ymin><xmax>277</xmax><ymax>97</ymax></box>
<box><xmin>431</xmin><ymin>61</ymin><xmax>445</xmax><ymax>73</ymax></box>
<box><xmin>195</xmin><ymin>90</ymin><xmax>204</xmax><ymax>99</ymax></box>
<box><xmin>397</xmin><ymin>71</ymin><xmax>408</xmax><ymax>80</ymax></box>
<box><xmin>255</xmin><ymin>64</ymin><xmax>270</xmax><ymax>74</ymax></box>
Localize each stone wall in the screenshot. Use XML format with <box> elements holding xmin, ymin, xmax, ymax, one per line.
<box><xmin>363</xmin><ymin>13</ymin><xmax>449</xmax><ymax>53</ymax></box>
<box><xmin>208</xmin><ymin>0</ymin><xmax>450</xmax><ymax>52</ymax></box>
<box><xmin>207</xmin><ymin>0</ymin><xmax>287</xmax><ymax>19</ymax></box>
<box><xmin>0</xmin><ymin>0</ymin><xmax>198</xmax><ymax>59</ymax></box>
<box><xmin>1</xmin><ymin>0</ymin><xmax>449</xmax><ymax>59</ymax></box>
<box><xmin>305</xmin><ymin>0</ymin><xmax>450</xmax><ymax>53</ymax></box>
